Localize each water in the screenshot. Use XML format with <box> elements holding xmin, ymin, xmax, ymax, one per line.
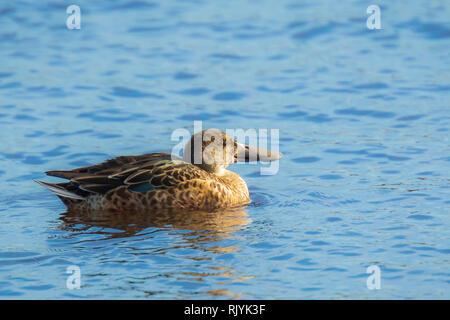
<box><xmin>0</xmin><ymin>0</ymin><xmax>449</xmax><ymax>299</ymax></box>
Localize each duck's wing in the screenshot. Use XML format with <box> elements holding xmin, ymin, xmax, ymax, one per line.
<box><xmin>37</xmin><ymin>152</ymin><xmax>208</xmax><ymax>199</ymax></box>
<box><xmin>45</xmin><ymin>152</ymin><xmax>174</xmax><ymax>180</ymax></box>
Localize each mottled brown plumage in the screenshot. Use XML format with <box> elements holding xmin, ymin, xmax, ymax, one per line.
<box><xmin>36</xmin><ymin>130</ymin><xmax>282</xmax><ymax>212</ymax></box>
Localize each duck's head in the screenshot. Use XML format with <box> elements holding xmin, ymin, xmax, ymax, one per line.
<box><xmin>182</xmin><ymin>129</ymin><xmax>282</xmax><ymax>175</ymax></box>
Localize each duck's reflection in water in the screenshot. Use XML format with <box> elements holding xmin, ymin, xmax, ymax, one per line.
<box><xmin>59</xmin><ymin>208</ymin><xmax>252</xmax><ymax>298</ymax></box>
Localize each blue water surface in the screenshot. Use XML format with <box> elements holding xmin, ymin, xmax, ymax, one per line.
<box><xmin>0</xmin><ymin>0</ymin><xmax>449</xmax><ymax>299</ymax></box>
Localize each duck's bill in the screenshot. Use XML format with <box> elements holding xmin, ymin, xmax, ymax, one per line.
<box><xmin>235</xmin><ymin>143</ymin><xmax>283</xmax><ymax>162</ymax></box>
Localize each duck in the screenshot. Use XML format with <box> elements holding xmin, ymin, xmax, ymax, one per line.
<box><xmin>35</xmin><ymin>129</ymin><xmax>282</xmax><ymax>212</ymax></box>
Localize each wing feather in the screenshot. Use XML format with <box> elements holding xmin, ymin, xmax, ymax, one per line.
<box><xmin>40</xmin><ymin>153</ymin><xmax>209</xmax><ymax>198</ymax></box>
<box><xmin>123</xmin><ymin>170</ymin><xmax>154</xmax><ymax>185</ymax></box>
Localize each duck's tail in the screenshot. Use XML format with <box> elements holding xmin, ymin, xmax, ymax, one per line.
<box><xmin>34</xmin><ymin>180</ymin><xmax>85</xmax><ymax>200</ymax></box>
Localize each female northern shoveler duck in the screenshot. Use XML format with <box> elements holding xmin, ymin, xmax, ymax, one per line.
<box><xmin>36</xmin><ymin>129</ymin><xmax>282</xmax><ymax>212</ymax></box>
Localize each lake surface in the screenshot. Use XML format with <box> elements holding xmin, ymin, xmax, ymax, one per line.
<box><xmin>0</xmin><ymin>0</ymin><xmax>449</xmax><ymax>299</ymax></box>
